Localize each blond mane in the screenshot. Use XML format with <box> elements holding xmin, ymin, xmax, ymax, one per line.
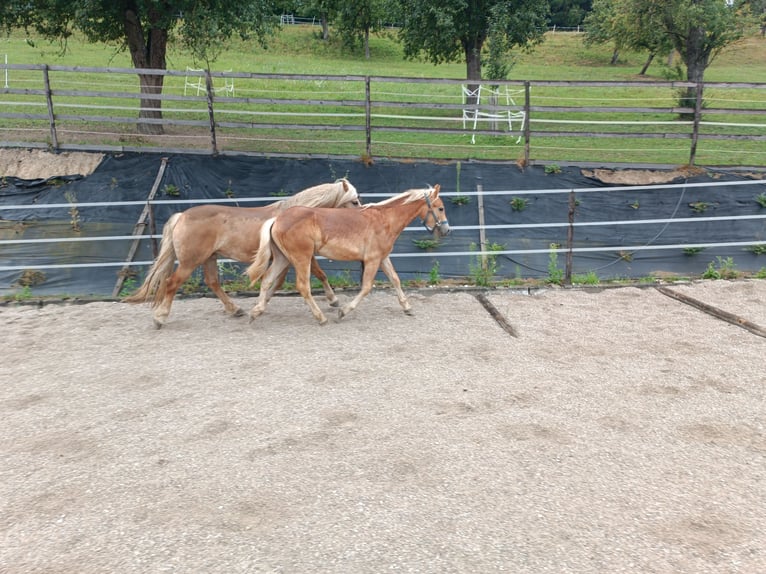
<box><xmin>278</xmin><ymin>178</ymin><xmax>358</xmax><ymax>211</ymax></box>
<box><xmin>362</xmin><ymin>186</ymin><xmax>435</xmax><ymax>209</ymax></box>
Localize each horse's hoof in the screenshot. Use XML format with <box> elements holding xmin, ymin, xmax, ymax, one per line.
<box><xmin>329</xmin><ymin>299</ymin><xmax>340</xmax><ymax>308</ymax></box>
<box><xmin>232</xmin><ymin>307</ymin><xmax>245</xmax><ymax>317</ymax></box>
<box><xmin>153</xmin><ymin>319</ymin><xmax>164</xmax><ymax>329</ymax></box>
<box><xmin>404</xmin><ymin>308</ymin><xmax>414</xmax><ymax>316</ymax></box>
<box><xmin>319</xmin><ymin>317</ymin><xmax>329</xmax><ymax>326</ymax></box>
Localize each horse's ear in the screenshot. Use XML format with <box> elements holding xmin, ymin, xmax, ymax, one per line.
<box><xmin>341</xmin><ymin>180</ymin><xmax>348</xmax><ymax>192</ymax></box>
<box><xmin>433</xmin><ymin>184</ymin><xmax>440</xmax><ymax>197</ymax></box>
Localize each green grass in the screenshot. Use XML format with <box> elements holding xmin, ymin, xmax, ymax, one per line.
<box><xmin>2</xmin><ymin>26</ymin><xmax>765</xmax><ymax>166</ymax></box>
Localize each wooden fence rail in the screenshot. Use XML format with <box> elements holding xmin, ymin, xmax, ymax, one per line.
<box><xmin>1</xmin><ymin>64</ymin><xmax>765</xmax><ymax>168</ymax></box>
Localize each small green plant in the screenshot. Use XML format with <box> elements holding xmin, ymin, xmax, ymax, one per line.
<box><xmin>270</xmin><ymin>188</ymin><xmax>289</xmax><ymax>197</ymax></box>
<box><xmin>63</xmin><ymin>191</ymin><xmax>81</xmax><ymax>232</ymax></box>
<box><xmin>451</xmin><ymin>195</ymin><xmax>470</xmax><ymax>205</ymax></box>
<box><xmin>702</xmin><ymin>256</ymin><xmax>738</xmax><ymax>280</ymax></box>
<box><xmin>747</xmin><ymin>244</ymin><xmax>766</xmax><ymax>255</ymax></box>
<box><xmin>469</xmin><ymin>242</ymin><xmax>503</xmax><ymax>286</ymax></box>
<box><xmin>755</xmin><ymin>267</ymin><xmax>766</xmax><ymax>279</ymax></box>
<box><xmin>428</xmin><ymin>260</ymin><xmax>441</xmax><ymax>284</ymax></box>
<box><xmin>328</xmin><ymin>269</ymin><xmax>356</xmax><ymax>289</ymax></box>
<box><xmin>118</xmin><ymin>276</ymin><xmax>137</xmax><ymax>297</ymax></box>
<box><xmin>618</xmin><ymin>251</ymin><xmax>633</xmax><ymax>262</ymax></box>
<box><xmin>13</xmin><ymin>285</ymin><xmax>33</xmax><ymax>301</ymax></box>
<box><xmin>547</xmin><ymin>243</ymin><xmax>564</xmax><ymax>285</ymax></box>
<box><xmin>683</xmin><ymin>247</ymin><xmax>704</xmax><ymax>256</ymax></box>
<box><xmin>629</xmin><ymin>200</ymin><xmax>640</xmax><ymax>210</ymax></box>
<box><xmin>545</xmin><ymin>164</ymin><xmax>561</xmax><ymax>175</ymax></box>
<box><xmin>509</xmin><ymin>197</ymin><xmax>529</xmax><ymax>211</ymax></box>
<box><xmin>689</xmin><ymin>201</ymin><xmax>711</xmax><ymax>213</ymax></box>
<box><xmin>224</xmin><ymin>180</ymin><xmax>234</xmax><ymax>198</ymax></box>
<box><xmin>163</xmin><ymin>183</ymin><xmax>180</xmax><ymax>197</ymax></box>
<box><xmin>572</xmin><ymin>271</ymin><xmax>599</xmax><ymax>285</ymax></box>
<box><xmin>413</xmin><ymin>238</ymin><xmax>441</xmax><ymax>250</ymax></box>
<box><xmin>755</xmin><ymin>193</ymin><xmax>766</xmax><ymax>208</ymax></box>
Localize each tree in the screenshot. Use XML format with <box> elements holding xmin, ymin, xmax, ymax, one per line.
<box><xmin>396</xmin><ymin>0</ymin><xmax>550</xmax><ymax>84</ymax></box>
<box><xmin>584</xmin><ymin>0</ymin><xmax>674</xmax><ymax>73</ymax></box>
<box><xmin>335</xmin><ymin>0</ymin><xmax>390</xmax><ymax>58</ymax></box>
<box><xmin>0</xmin><ymin>0</ymin><xmax>277</xmax><ymax>134</ymax></box>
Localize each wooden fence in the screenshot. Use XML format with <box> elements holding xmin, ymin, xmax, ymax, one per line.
<box><xmin>1</xmin><ymin>64</ymin><xmax>765</xmax><ymax>168</ymax></box>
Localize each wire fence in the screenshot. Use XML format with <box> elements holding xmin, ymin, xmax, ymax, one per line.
<box><xmin>2</xmin><ymin>179</ymin><xmax>765</xmax><ymax>297</ymax></box>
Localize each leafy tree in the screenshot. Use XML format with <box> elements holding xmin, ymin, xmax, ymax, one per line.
<box><xmin>0</xmin><ymin>0</ymin><xmax>277</xmax><ymax>134</ymax></box>
<box><xmin>584</xmin><ymin>0</ymin><xmax>674</xmax><ymax>73</ymax></box>
<box><xmin>396</xmin><ymin>0</ymin><xmax>550</xmax><ymax>84</ymax></box>
<box><xmin>642</xmin><ymin>0</ymin><xmax>756</xmax><ymax>112</ymax></box>
<box><xmin>335</xmin><ymin>0</ymin><xmax>389</xmax><ymax>58</ymax></box>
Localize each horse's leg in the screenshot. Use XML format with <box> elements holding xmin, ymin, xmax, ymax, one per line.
<box><xmin>202</xmin><ymin>256</ymin><xmax>244</xmax><ymax>317</ymax></box>
<box><xmin>338</xmin><ymin>259</ymin><xmax>379</xmax><ymax>321</ymax></box>
<box><xmin>310</xmin><ymin>257</ymin><xmax>339</xmax><ymax>307</ymax></box>
<box><xmin>153</xmin><ymin>263</ymin><xmax>195</xmax><ymax>328</ymax></box>
<box><xmin>379</xmin><ymin>256</ymin><xmax>412</xmax><ymax>315</ymax></box>
<box><xmin>295</xmin><ymin>259</ymin><xmax>328</xmax><ymax>325</ymax></box>
<box><xmin>249</xmin><ymin>251</ymin><xmax>290</xmax><ymax>322</ymax></box>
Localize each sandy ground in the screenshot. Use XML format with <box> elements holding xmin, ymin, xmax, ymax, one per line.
<box><xmin>1</xmin><ymin>280</ymin><xmax>765</xmax><ymax>573</ymax></box>
<box><xmin>0</xmin><ymin>149</ymin><xmax>104</xmax><ymax>180</ymax></box>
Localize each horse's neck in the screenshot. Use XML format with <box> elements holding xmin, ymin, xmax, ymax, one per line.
<box><xmin>379</xmin><ymin>198</ymin><xmax>424</xmax><ymax>234</ymax></box>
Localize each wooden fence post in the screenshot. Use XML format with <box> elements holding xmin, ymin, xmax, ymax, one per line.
<box><xmin>565</xmin><ymin>189</ymin><xmax>576</xmax><ymax>285</ymax></box>
<box><xmin>365</xmin><ymin>76</ymin><xmax>371</xmax><ymax>158</ymax></box>
<box><xmin>42</xmin><ymin>65</ymin><xmax>59</xmax><ymax>150</ymax></box>
<box><xmin>523</xmin><ymin>80</ymin><xmax>531</xmax><ymax>167</ymax></box>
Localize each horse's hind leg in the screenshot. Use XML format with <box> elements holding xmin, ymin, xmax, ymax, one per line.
<box><xmin>380</xmin><ymin>256</ymin><xmax>412</xmax><ymax>315</ymax></box>
<box><xmin>249</xmin><ymin>251</ymin><xmax>290</xmax><ymax>322</ymax></box>
<box><xmin>310</xmin><ymin>257</ymin><xmax>339</xmax><ymax>307</ymax></box>
<box><xmin>153</xmin><ymin>264</ymin><xmax>194</xmax><ymax>328</ymax></box>
<box><xmin>203</xmin><ymin>256</ymin><xmax>244</xmax><ymax>317</ymax></box>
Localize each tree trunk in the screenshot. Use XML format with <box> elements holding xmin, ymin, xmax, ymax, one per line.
<box><xmin>463</xmin><ymin>37</ymin><xmax>484</xmax><ymax>105</ymax></box>
<box><xmin>321</xmin><ymin>14</ymin><xmax>329</xmax><ymax>40</ymax></box>
<box><xmin>364</xmin><ymin>27</ymin><xmax>370</xmax><ymax>59</ymax></box>
<box><xmin>610</xmin><ymin>48</ymin><xmax>619</xmax><ymax>65</ymax></box>
<box><xmin>639</xmin><ymin>52</ymin><xmax>655</xmax><ymax>75</ymax></box>
<box><xmin>679</xmin><ymin>26</ymin><xmax>710</xmax><ymax>119</ymax></box>
<box><xmin>123</xmin><ymin>6</ymin><xmax>168</xmax><ymax>135</ymax></box>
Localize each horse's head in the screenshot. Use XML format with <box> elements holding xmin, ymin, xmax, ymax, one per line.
<box><xmin>421</xmin><ymin>184</ymin><xmax>450</xmax><ymax>237</ymax></box>
<box><xmin>335</xmin><ymin>178</ymin><xmax>363</xmax><ymax>209</ymax></box>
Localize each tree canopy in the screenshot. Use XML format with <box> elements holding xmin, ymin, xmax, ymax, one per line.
<box><xmin>396</xmin><ymin>0</ymin><xmax>550</xmax><ymax>82</ymax></box>
<box><xmin>1</xmin><ymin>0</ymin><xmax>277</xmax><ymax>133</ymax></box>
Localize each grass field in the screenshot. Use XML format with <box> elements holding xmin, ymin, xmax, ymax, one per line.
<box><xmin>1</xmin><ymin>25</ymin><xmax>765</xmax><ymax>166</ymax></box>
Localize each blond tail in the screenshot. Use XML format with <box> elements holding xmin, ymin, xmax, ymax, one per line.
<box><xmin>122</xmin><ymin>213</ymin><xmax>180</xmax><ymax>306</ymax></box>
<box><xmin>246</xmin><ymin>218</ymin><xmax>277</xmax><ymax>285</ymax></box>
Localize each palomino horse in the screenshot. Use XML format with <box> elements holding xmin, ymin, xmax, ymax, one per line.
<box><xmin>246</xmin><ymin>184</ymin><xmax>450</xmax><ymax>325</ymax></box>
<box><xmin>124</xmin><ymin>179</ymin><xmax>361</xmax><ymax>328</ymax></box>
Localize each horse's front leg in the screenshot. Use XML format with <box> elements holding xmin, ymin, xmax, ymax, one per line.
<box><xmin>310</xmin><ymin>257</ymin><xmax>339</xmax><ymax>307</ymax></box>
<box><xmin>338</xmin><ymin>259</ymin><xmax>379</xmax><ymax>321</ymax></box>
<box><xmin>295</xmin><ymin>260</ymin><xmax>328</xmax><ymax>325</ymax></box>
<box><xmin>202</xmin><ymin>256</ymin><xmax>244</xmax><ymax>317</ymax></box>
<box><xmin>380</xmin><ymin>256</ymin><xmax>412</xmax><ymax>315</ymax></box>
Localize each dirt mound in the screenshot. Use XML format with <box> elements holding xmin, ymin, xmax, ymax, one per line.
<box><xmin>0</xmin><ymin>148</ymin><xmax>104</xmax><ymax>180</ymax></box>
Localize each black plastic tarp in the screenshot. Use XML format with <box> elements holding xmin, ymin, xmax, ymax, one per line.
<box><xmin>1</xmin><ymin>152</ymin><xmax>765</xmax><ymax>296</ymax></box>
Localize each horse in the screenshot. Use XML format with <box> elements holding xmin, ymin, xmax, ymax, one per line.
<box><xmin>246</xmin><ymin>184</ymin><xmax>450</xmax><ymax>325</ymax></box>
<box><xmin>124</xmin><ymin>179</ymin><xmax>361</xmax><ymax>328</ymax></box>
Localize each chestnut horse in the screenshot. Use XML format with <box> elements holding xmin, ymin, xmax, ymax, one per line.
<box><xmin>246</xmin><ymin>184</ymin><xmax>450</xmax><ymax>325</ymax></box>
<box><xmin>124</xmin><ymin>179</ymin><xmax>360</xmax><ymax>328</ymax></box>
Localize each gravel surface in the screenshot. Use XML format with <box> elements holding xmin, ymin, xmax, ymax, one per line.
<box><xmin>1</xmin><ymin>281</ymin><xmax>765</xmax><ymax>573</ymax></box>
